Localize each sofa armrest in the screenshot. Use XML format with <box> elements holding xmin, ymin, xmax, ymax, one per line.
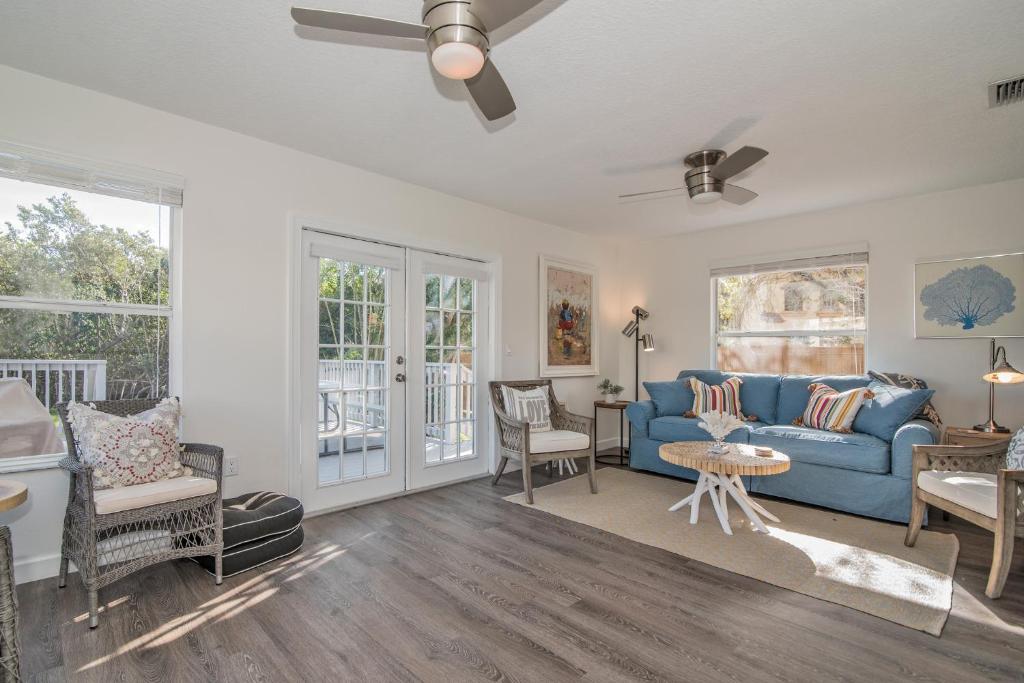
<box><xmin>625</xmin><ymin>400</ymin><xmax>657</xmax><ymax>438</ymax></box>
<box><xmin>891</xmin><ymin>419</ymin><xmax>940</xmax><ymax>479</ymax></box>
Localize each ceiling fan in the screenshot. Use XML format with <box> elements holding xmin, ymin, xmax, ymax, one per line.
<box><xmin>618</xmin><ymin>147</ymin><xmax>769</xmax><ymax>205</ymax></box>
<box><xmin>291</xmin><ymin>0</ymin><xmax>552</xmax><ymax>121</ymax></box>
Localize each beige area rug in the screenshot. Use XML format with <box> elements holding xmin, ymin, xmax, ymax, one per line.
<box><xmin>505</xmin><ymin>468</ymin><xmax>959</xmax><ymax>636</ymax></box>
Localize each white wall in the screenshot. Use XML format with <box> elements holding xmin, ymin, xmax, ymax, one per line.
<box><xmin>620</xmin><ymin>178</ymin><xmax>1024</xmax><ymax>432</ymax></box>
<box><xmin>0</xmin><ymin>65</ymin><xmax>626</xmax><ymax>583</ymax></box>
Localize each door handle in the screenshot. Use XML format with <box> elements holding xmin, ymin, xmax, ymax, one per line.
<box><xmin>395</xmin><ymin>373</ymin><xmax>407</xmax><ymax>383</ymax></box>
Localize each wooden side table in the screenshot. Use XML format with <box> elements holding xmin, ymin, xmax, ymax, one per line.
<box><xmin>593</xmin><ymin>400</ymin><xmax>630</xmax><ymax>466</ymax></box>
<box><xmin>0</xmin><ymin>480</ymin><xmax>27</xmax><ymax>683</ymax></box>
<box><xmin>943</xmin><ymin>426</ymin><xmax>1013</xmax><ymax>447</ymax></box>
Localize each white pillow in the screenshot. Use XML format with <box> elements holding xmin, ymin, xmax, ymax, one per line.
<box><xmin>500</xmin><ymin>386</ymin><xmax>553</xmax><ymax>433</ymax></box>
<box><xmin>67</xmin><ymin>398</ymin><xmax>191</xmax><ymax>489</ymax></box>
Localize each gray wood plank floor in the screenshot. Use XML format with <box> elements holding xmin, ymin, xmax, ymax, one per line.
<box><xmin>16</xmin><ymin>464</ymin><xmax>1024</xmax><ymax>682</ymax></box>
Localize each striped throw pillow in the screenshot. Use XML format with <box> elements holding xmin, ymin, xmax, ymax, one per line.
<box><xmin>687</xmin><ymin>376</ymin><xmax>744</xmax><ymax>419</ymax></box>
<box><xmin>796</xmin><ymin>383</ymin><xmax>874</xmax><ymax>433</ymax></box>
<box><xmin>500</xmin><ymin>386</ymin><xmax>553</xmax><ymax>433</ymax></box>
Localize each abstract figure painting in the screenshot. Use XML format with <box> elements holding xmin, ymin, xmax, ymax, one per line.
<box><xmin>915</xmin><ymin>253</ymin><xmax>1024</xmax><ymax>338</ymax></box>
<box><xmin>539</xmin><ymin>256</ymin><xmax>599</xmax><ymax>376</ymax></box>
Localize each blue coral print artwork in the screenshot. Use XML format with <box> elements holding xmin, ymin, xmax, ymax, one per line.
<box><xmin>916</xmin><ymin>254</ymin><xmax>1024</xmax><ymax>338</ymax></box>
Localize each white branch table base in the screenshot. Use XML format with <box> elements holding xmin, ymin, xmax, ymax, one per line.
<box><xmin>659</xmin><ymin>442</ymin><xmax>790</xmax><ymax>535</ymax></box>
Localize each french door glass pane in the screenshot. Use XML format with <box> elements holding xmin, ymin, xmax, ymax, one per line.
<box><xmin>424</xmin><ymin>272</ymin><xmax>477</xmax><ymax>466</ymax></box>
<box><xmin>318</xmin><ymin>257</ymin><xmax>391</xmax><ymax>484</ymax></box>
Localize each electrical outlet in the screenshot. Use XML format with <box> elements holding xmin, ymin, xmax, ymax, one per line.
<box><xmin>225</xmin><ymin>456</ymin><xmax>239</xmax><ymax>477</ymax></box>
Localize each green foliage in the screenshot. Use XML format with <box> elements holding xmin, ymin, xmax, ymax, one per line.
<box><xmin>0</xmin><ymin>193</ymin><xmax>169</xmax><ymax>398</ymax></box>
<box><xmin>597</xmin><ymin>378</ymin><xmax>624</xmax><ymax>395</ymax></box>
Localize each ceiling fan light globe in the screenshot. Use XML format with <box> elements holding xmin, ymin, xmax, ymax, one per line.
<box><xmin>692</xmin><ymin>190</ymin><xmax>721</xmax><ymax>204</ymax></box>
<box><xmin>431</xmin><ymin>43</ymin><xmax>486</xmax><ymax>80</ymax></box>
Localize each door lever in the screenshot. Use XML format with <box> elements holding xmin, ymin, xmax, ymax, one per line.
<box><xmin>395</xmin><ymin>373</ymin><xmax>407</xmax><ymax>383</ymax></box>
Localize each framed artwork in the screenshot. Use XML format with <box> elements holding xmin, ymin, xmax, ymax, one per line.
<box><xmin>915</xmin><ymin>252</ymin><xmax>1024</xmax><ymax>338</ymax></box>
<box><xmin>539</xmin><ymin>255</ymin><xmax>599</xmax><ymax>377</ymax></box>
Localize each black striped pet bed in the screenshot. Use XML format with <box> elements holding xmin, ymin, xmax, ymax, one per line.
<box><xmin>193</xmin><ymin>491</ymin><xmax>304</xmax><ymax>578</ymax></box>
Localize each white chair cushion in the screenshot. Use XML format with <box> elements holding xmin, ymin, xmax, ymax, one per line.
<box><xmin>530</xmin><ymin>429</ymin><xmax>590</xmax><ymax>454</ymax></box>
<box><xmin>93</xmin><ymin>476</ymin><xmax>217</xmax><ymax>515</ymax></box>
<box><xmin>917</xmin><ymin>470</ymin><xmax>997</xmax><ymax>519</ymax></box>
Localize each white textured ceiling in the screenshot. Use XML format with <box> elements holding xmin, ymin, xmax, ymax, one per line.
<box><xmin>1</xmin><ymin>1</ymin><xmax>1023</xmax><ymax>237</ymax></box>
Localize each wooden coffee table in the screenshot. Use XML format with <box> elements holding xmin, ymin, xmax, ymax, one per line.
<box><xmin>659</xmin><ymin>441</ymin><xmax>790</xmax><ymax>535</ymax></box>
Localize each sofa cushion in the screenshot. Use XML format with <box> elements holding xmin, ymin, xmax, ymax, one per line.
<box><xmin>675</xmin><ymin>370</ymin><xmax>781</xmax><ymax>423</ymax></box>
<box><xmin>687</xmin><ymin>376</ymin><xmax>744</xmax><ymax>418</ymax></box>
<box><xmin>649</xmin><ymin>416</ymin><xmax>757</xmax><ymax>444</ymax></box>
<box><xmin>643</xmin><ymin>380</ymin><xmax>694</xmax><ymax>417</ymax></box>
<box><xmin>530</xmin><ymin>429</ymin><xmax>589</xmax><ymax>454</ymax></box>
<box><xmin>917</xmin><ymin>471</ymin><xmax>997</xmax><ymax>518</ymax></box>
<box><xmin>776</xmin><ymin>374</ymin><xmax>871</xmax><ymax>426</ymax></box>
<box><xmin>93</xmin><ymin>476</ymin><xmax>217</xmax><ymax>514</ymax></box>
<box><xmin>749</xmin><ymin>425</ymin><xmax>890</xmax><ymax>474</ymax></box>
<box><xmin>797</xmin><ymin>383</ymin><xmax>875</xmax><ymax>433</ymax></box>
<box><xmin>853</xmin><ymin>381</ymin><xmax>936</xmax><ymax>442</ymax></box>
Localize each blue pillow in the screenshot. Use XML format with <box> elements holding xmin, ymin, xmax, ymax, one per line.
<box><xmin>643</xmin><ymin>379</ymin><xmax>694</xmax><ymax>417</ymax></box>
<box><xmin>853</xmin><ymin>381</ymin><xmax>935</xmax><ymax>442</ymax></box>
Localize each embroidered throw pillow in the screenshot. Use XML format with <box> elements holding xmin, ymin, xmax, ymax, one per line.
<box><xmin>67</xmin><ymin>398</ymin><xmax>190</xmax><ymax>489</ymax></box>
<box><xmin>1007</xmin><ymin>427</ymin><xmax>1024</xmax><ymax>470</ymax></box>
<box><xmin>686</xmin><ymin>376</ymin><xmax>744</xmax><ymax>419</ymax></box>
<box><xmin>868</xmin><ymin>371</ymin><xmax>942</xmax><ymax>427</ymax></box>
<box><xmin>500</xmin><ymin>386</ymin><xmax>553</xmax><ymax>433</ymax></box>
<box><xmin>794</xmin><ymin>383</ymin><xmax>874</xmax><ymax>433</ymax></box>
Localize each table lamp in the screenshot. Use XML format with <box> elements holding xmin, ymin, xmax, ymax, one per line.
<box><xmin>974</xmin><ymin>339</ymin><xmax>1024</xmax><ymax>433</ymax></box>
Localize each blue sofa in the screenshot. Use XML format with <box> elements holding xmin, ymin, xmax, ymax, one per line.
<box><xmin>625</xmin><ymin>370</ymin><xmax>939</xmax><ymax>523</ymax></box>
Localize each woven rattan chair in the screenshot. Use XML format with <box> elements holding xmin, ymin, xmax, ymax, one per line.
<box><xmin>489</xmin><ymin>380</ymin><xmax>597</xmax><ymax>504</ymax></box>
<box><xmin>55</xmin><ymin>399</ymin><xmax>224</xmax><ymax>628</ymax></box>
<box><xmin>905</xmin><ymin>439</ymin><xmax>1021</xmax><ymax>599</ymax></box>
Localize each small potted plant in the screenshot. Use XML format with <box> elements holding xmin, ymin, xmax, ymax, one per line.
<box><xmin>597</xmin><ymin>378</ymin><xmax>625</xmax><ymax>403</ymax></box>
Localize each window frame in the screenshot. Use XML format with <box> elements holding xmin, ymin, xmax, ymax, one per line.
<box><xmin>710</xmin><ymin>254</ymin><xmax>869</xmax><ymax>375</ymax></box>
<box><xmin>0</xmin><ymin>171</ymin><xmax>182</xmax><ymax>473</ymax></box>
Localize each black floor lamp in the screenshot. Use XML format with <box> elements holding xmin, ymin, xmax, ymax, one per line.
<box><xmin>622</xmin><ymin>306</ymin><xmax>655</xmax><ymax>401</ymax></box>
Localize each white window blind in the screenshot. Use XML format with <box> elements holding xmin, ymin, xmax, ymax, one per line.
<box><xmin>0</xmin><ymin>140</ymin><xmax>184</xmax><ymax>207</ymax></box>
<box><xmin>711</xmin><ymin>251</ymin><xmax>868</xmax><ymax>278</ymax></box>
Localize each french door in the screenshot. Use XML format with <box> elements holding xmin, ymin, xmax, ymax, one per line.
<box><xmin>300</xmin><ymin>231</ymin><xmax>490</xmax><ymax>512</ymax></box>
<box><xmin>406</xmin><ymin>251</ymin><xmax>490</xmax><ymax>490</ymax></box>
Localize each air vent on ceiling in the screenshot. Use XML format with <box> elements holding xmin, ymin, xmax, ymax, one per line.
<box><xmin>989</xmin><ymin>75</ymin><xmax>1024</xmax><ymax>107</ymax></box>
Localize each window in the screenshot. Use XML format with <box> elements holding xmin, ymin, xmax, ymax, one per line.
<box><xmin>424</xmin><ymin>274</ymin><xmax>477</xmax><ymax>464</ymax></box>
<box><xmin>0</xmin><ymin>143</ymin><xmax>181</xmax><ymax>469</ymax></box>
<box><xmin>713</xmin><ymin>253</ymin><xmax>867</xmax><ymax>375</ymax></box>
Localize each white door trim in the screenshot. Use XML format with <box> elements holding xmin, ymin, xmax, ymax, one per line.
<box><xmin>286</xmin><ymin>215</ymin><xmax>502</xmax><ymax>503</ymax></box>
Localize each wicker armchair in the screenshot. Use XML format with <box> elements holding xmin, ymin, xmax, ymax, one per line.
<box><xmin>489</xmin><ymin>380</ymin><xmax>597</xmax><ymax>504</ymax></box>
<box><xmin>55</xmin><ymin>399</ymin><xmax>224</xmax><ymax>628</ymax></box>
<box><xmin>905</xmin><ymin>440</ymin><xmax>1021</xmax><ymax>598</ymax></box>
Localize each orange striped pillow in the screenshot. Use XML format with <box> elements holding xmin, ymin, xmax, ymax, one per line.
<box><xmin>686</xmin><ymin>376</ymin><xmax>744</xmax><ymax>419</ymax></box>
<box><xmin>795</xmin><ymin>383</ymin><xmax>874</xmax><ymax>433</ymax></box>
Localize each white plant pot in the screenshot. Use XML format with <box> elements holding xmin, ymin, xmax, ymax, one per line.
<box><xmin>603</xmin><ymin>394</ymin><xmax>620</xmax><ymax>403</ymax></box>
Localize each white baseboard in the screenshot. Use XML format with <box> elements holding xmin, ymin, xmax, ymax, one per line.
<box><xmin>14</xmin><ymin>551</ymin><xmax>61</xmax><ymax>585</ymax></box>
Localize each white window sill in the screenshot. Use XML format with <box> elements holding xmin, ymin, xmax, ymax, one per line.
<box><xmin>0</xmin><ymin>452</ymin><xmax>65</xmax><ymax>474</ymax></box>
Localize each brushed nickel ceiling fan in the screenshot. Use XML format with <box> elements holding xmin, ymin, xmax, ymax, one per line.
<box><xmin>619</xmin><ymin>147</ymin><xmax>769</xmax><ymax>205</ymax></box>
<box><xmin>292</xmin><ymin>0</ymin><xmax>552</xmax><ymax>121</ymax></box>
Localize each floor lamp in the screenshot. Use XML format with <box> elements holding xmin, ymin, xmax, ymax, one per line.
<box><xmin>622</xmin><ymin>306</ymin><xmax>655</xmax><ymax>402</ymax></box>
<box><xmin>974</xmin><ymin>338</ymin><xmax>1024</xmax><ymax>433</ymax></box>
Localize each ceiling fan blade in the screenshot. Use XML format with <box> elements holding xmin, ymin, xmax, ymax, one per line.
<box><xmin>291</xmin><ymin>7</ymin><xmax>427</xmax><ymax>39</ymax></box>
<box><xmin>617</xmin><ymin>187</ymin><xmax>686</xmax><ymax>200</ymax></box>
<box><xmin>468</xmin><ymin>0</ymin><xmax>546</xmax><ymax>30</ymax></box>
<box><xmin>710</xmin><ymin>146</ymin><xmax>768</xmax><ymax>180</ymax></box>
<box><xmin>722</xmin><ymin>184</ymin><xmax>758</xmax><ymax>205</ymax></box>
<box><xmin>465</xmin><ymin>59</ymin><xmax>516</xmax><ymax>121</ymax></box>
